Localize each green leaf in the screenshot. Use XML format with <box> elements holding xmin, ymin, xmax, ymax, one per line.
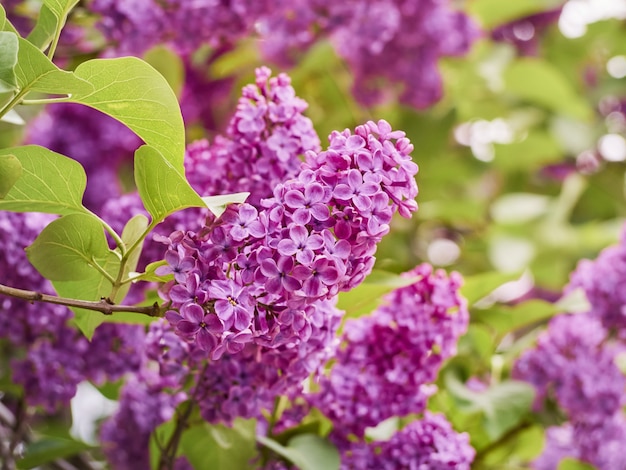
<box><xmin>460</xmin><ymin>271</ymin><xmax>522</xmax><ymax>305</ymax></box>
<box><xmin>26</xmin><ymin>5</ymin><xmax>59</xmax><ymax>51</ymax></box>
<box><xmin>0</xmin><ymin>145</ymin><xmax>87</xmax><ymax>214</ymax></box>
<box><xmin>288</xmin><ymin>434</ymin><xmax>340</xmax><ymax>470</ymax></box>
<box><xmin>202</xmin><ymin>192</ymin><xmax>250</xmax><ymax>217</ymax></box>
<box><xmin>26</xmin><ymin>213</ymin><xmax>115</xmax><ymax>281</ymax></box>
<box><xmin>0</xmin><ymin>5</ymin><xmax>19</xmax><ymax>34</ymax></box>
<box><xmin>17</xmin><ymin>437</ymin><xmax>93</xmax><ymax>469</ymax></box>
<box><xmin>54</xmin><ymin>250</ymin><xmax>121</xmax><ymax>339</ymax></box>
<box><xmin>70</xmin><ymin>57</ymin><xmax>185</xmax><ymax>172</ymax></box>
<box><xmin>26</xmin><ymin>214</ymin><xmax>122</xmax><ymax>338</ymax></box>
<box><xmin>14</xmin><ymin>36</ymin><xmax>91</xmax><ymax>94</ymax></box>
<box><xmin>0</xmin><ymin>31</ymin><xmax>18</xmax><ymax>92</ymax></box>
<box><xmin>257</xmin><ymin>434</ymin><xmax>340</xmax><ymax>470</ymax></box>
<box><xmin>472</xmin><ymin>299</ymin><xmax>561</xmax><ymax>336</ymax></box>
<box><xmin>134</xmin><ymin>145</ymin><xmax>204</xmax><ymax>222</ymax></box>
<box><xmin>468</xmin><ymin>0</ymin><xmax>561</xmax><ymax>28</ymax></box>
<box><xmin>0</xmin><ymin>154</ymin><xmax>22</xmax><ymax>198</ymax></box>
<box><xmin>336</xmin><ymin>270</ymin><xmax>421</xmax><ymax>318</ymax></box>
<box><xmin>131</xmin><ymin>260</ymin><xmax>172</xmax><ymax>283</ymax></box>
<box><xmin>178</xmin><ymin>419</ymin><xmax>258</xmax><ymax>470</ymax></box>
<box><xmin>113</xmin><ymin>214</ymin><xmax>149</xmax><ymax>303</ymax></box>
<box><xmin>557</xmin><ymin>458</ymin><xmax>595</xmax><ymax>470</ymax></box>
<box><xmin>504</xmin><ymin>58</ymin><xmax>593</xmax><ymax>120</ymax></box>
<box><xmin>143</xmin><ymin>45</ymin><xmax>185</xmax><ymax>98</ymax></box>
<box><xmin>445</xmin><ymin>373</ymin><xmax>535</xmax><ymax>441</ymax></box>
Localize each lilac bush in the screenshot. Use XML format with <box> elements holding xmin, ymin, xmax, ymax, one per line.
<box><xmin>90</xmin><ymin>0</ymin><xmax>478</xmax><ymax>109</ymax></box>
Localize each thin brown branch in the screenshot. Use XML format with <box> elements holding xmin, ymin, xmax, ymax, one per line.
<box><xmin>0</xmin><ymin>283</ymin><xmax>164</xmax><ymax>317</ymax></box>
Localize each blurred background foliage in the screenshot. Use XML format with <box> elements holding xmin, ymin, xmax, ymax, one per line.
<box><xmin>1</xmin><ymin>0</ymin><xmax>625</xmax><ymax>468</ymax></box>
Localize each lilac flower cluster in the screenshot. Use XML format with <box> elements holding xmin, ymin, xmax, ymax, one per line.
<box><xmin>24</xmin><ymin>103</ymin><xmax>141</xmax><ymax>212</ymax></box>
<box><xmin>100</xmin><ymin>369</ymin><xmax>186</xmax><ymax>470</ymax></box>
<box><xmin>338</xmin><ymin>413</ymin><xmax>475</xmax><ymax>470</ymax></box>
<box><xmin>161</xmin><ymin>118</ymin><xmax>418</xmax><ymax>359</ymax></box>
<box><xmin>90</xmin><ymin>0</ymin><xmax>275</xmax><ymax>56</ymax></box>
<box><xmin>534</xmin><ymin>417</ymin><xmax>626</xmax><ymax>470</ymax></box>
<box><xmin>186</xmin><ymin>66</ymin><xmax>321</xmax><ymax>207</ymax></box>
<box><xmin>257</xmin><ymin>0</ymin><xmax>479</xmax><ymax>107</ymax></box>
<box><xmin>514</xmin><ymin>314</ymin><xmax>626</xmax><ymax>468</ymax></box>
<box><xmin>98</xmin><ymin>66</ymin><xmax>317</xmax><ymax>292</ymax></box>
<box><xmin>192</xmin><ymin>299</ymin><xmax>342</xmax><ymax>424</ymax></box>
<box><xmin>311</xmin><ymin>263</ymin><xmax>469</xmax><ymax>438</ymax></box>
<box><xmin>328</xmin><ymin>0</ymin><xmax>479</xmax><ymax>108</ymax></box>
<box><xmin>565</xmin><ymin>226</ymin><xmax>626</xmax><ymax>336</ymax></box>
<box><xmin>90</xmin><ymin>1</ymin><xmax>478</xmax><ymax>109</ymax></box>
<box><xmin>98</xmin><ymin>319</ymin><xmax>193</xmax><ymax>469</ymax></box>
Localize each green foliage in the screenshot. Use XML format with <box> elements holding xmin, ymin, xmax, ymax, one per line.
<box><xmin>14</xmin><ymin>36</ymin><xmax>90</xmax><ymax>94</ymax></box>
<box><xmin>0</xmin><ymin>154</ymin><xmax>21</xmax><ymax>197</ymax></box>
<box><xmin>70</xmin><ymin>58</ymin><xmax>186</xmax><ymax>172</ymax></box>
<box><xmin>557</xmin><ymin>458</ymin><xmax>596</xmax><ymax>470</ymax></box>
<box><xmin>0</xmin><ymin>31</ymin><xmax>18</xmax><ymax>92</ymax></box>
<box><xmin>445</xmin><ymin>372</ymin><xmax>535</xmax><ymax>441</ymax></box>
<box><xmin>26</xmin><ymin>213</ymin><xmax>114</xmax><ymax>281</ymax></box>
<box><xmin>114</xmin><ymin>213</ymin><xmax>150</xmax><ymax>301</ymax></box>
<box><xmin>134</xmin><ymin>145</ymin><xmax>204</xmax><ymax>221</ymax></box>
<box><xmin>336</xmin><ymin>269</ymin><xmax>421</xmax><ymax>318</ymax></box>
<box><xmin>27</xmin><ymin>0</ymin><xmax>80</xmax><ymax>51</ymax></box>
<box><xmin>468</xmin><ymin>0</ymin><xmax>561</xmax><ymax>28</ymax></box>
<box><xmin>0</xmin><ymin>145</ymin><xmax>87</xmax><ymax>214</ymax></box>
<box><xmin>17</xmin><ymin>437</ymin><xmax>93</xmax><ymax>469</ymax></box>
<box><xmin>257</xmin><ymin>434</ymin><xmax>340</xmax><ymax>470</ymax></box>
<box><xmin>176</xmin><ymin>419</ymin><xmax>258</xmax><ymax>470</ymax></box>
<box><xmin>472</xmin><ymin>298</ymin><xmax>566</xmax><ymax>338</ymax></box>
<box><xmin>504</xmin><ymin>59</ymin><xmax>592</xmax><ymax>120</ymax></box>
<box><xmin>461</xmin><ymin>271</ymin><xmax>522</xmax><ymax>305</ymax></box>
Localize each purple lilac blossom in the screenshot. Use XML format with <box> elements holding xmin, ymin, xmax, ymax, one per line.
<box><xmin>311</xmin><ymin>264</ymin><xmax>468</xmax><ymax>437</ymax></box>
<box><xmin>257</xmin><ymin>0</ymin><xmax>479</xmax><ymax>108</ymax></box>
<box><xmin>160</xmin><ymin>119</ymin><xmax>418</xmax><ymax>358</ymax></box>
<box><xmin>565</xmin><ymin>225</ymin><xmax>626</xmax><ymax>336</ymax></box>
<box><xmin>192</xmin><ymin>299</ymin><xmax>342</xmax><ymax>424</ymax></box>
<box><xmin>187</xmin><ymin>66</ymin><xmax>320</xmax><ymax>207</ymax></box>
<box><xmin>100</xmin><ymin>369</ymin><xmax>186</xmax><ymax>470</ymax></box>
<box><xmin>91</xmin><ymin>0</ymin><xmax>276</xmax><ymax>56</ymax></box>
<box><xmin>338</xmin><ymin>413</ymin><xmax>475</xmax><ymax>470</ymax></box>
<box><xmin>514</xmin><ymin>313</ymin><xmax>626</xmax><ymax>469</ymax></box>
<box><xmin>24</xmin><ymin>103</ymin><xmax>141</xmax><ymax>213</ymax></box>
<box><xmin>514</xmin><ymin>314</ymin><xmax>624</xmax><ymax>421</ymax></box>
<box><xmin>91</xmin><ymin>1</ymin><xmax>477</xmax><ymax>109</ymax></box>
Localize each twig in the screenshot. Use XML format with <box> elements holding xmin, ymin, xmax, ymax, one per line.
<box><xmin>0</xmin><ymin>283</ymin><xmax>164</xmax><ymax>317</ymax></box>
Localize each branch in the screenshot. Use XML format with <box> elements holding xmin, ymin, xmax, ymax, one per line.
<box><xmin>0</xmin><ymin>283</ymin><xmax>164</xmax><ymax>317</ymax></box>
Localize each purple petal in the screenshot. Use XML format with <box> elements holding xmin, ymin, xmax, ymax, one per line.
<box><xmin>165</xmin><ymin>310</ymin><xmax>183</xmax><ymax>325</ymax></box>
<box><xmin>233</xmin><ymin>306</ymin><xmax>251</xmax><ymax>331</ymax></box>
<box><xmin>196</xmin><ymin>329</ymin><xmax>217</xmax><ymax>352</ymax></box>
<box><xmin>305</xmin><ymin>183</ymin><xmax>325</xmax><ymax>203</ymax></box>
<box><xmin>182</xmin><ymin>303</ymin><xmax>205</xmax><ymax>323</ymax></box>
<box><xmin>333</xmin><ymin>184</ymin><xmax>353</xmax><ymax>199</ymax></box>
<box><xmin>292</xmin><ymin>208</ymin><xmax>311</xmax><ymax>225</ymax></box>
<box><xmin>284</xmin><ymin>190</ymin><xmax>305</xmax><ymax>208</ymax></box>
<box><xmin>277</xmin><ymin>239</ymin><xmax>298</xmax><ymax>256</ymax></box>
<box><xmin>260</xmin><ymin>259</ymin><xmax>280</xmax><ymax>277</ymax></box>
<box><xmin>178</xmin><ymin>320</ymin><xmax>201</xmax><ymax>336</ymax></box>
<box><xmin>311</xmin><ymin>204</ymin><xmax>330</xmax><ymax>221</ymax></box>
<box><xmin>282</xmin><ymin>276</ymin><xmax>302</xmax><ymax>292</ymax></box>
